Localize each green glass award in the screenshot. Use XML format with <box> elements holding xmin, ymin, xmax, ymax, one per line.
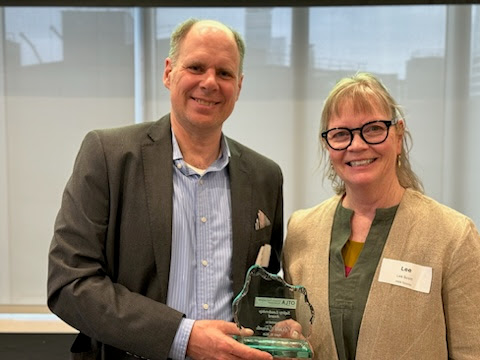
<box><xmin>232</xmin><ymin>265</ymin><xmax>314</xmax><ymax>359</ymax></box>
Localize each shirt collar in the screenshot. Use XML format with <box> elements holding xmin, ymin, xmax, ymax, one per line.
<box><xmin>171</xmin><ymin>129</ymin><xmax>231</xmax><ymax>175</ymax></box>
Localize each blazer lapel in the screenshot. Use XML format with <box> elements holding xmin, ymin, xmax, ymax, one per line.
<box><xmin>141</xmin><ymin>115</ymin><xmax>173</xmax><ymax>303</ymax></box>
<box><xmin>228</xmin><ymin>141</ymin><xmax>253</xmax><ymax>295</ymax></box>
<box><xmin>357</xmin><ymin>189</ymin><xmax>416</xmax><ymax>358</ymax></box>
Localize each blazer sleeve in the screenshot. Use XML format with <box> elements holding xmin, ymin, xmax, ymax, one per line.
<box><xmin>47</xmin><ymin>130</ymin><xmax>183</xmax><ymax>360</ymax></box>
<box><xmin>443</xmin><ymin>217</ymin><xmax>480</xmax><ymax>359</ymax></box>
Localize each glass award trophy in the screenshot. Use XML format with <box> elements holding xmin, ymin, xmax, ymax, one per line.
<box><xmin>232</xmin><ymin>265</ymin><xmax>315</xmax><ymax>359</ymax></box>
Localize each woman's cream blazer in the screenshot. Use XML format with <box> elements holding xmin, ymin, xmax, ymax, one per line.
<box><xmin>283</xmin><ymin>189</ymin><xmax>480</xmax><ymax>360</ymax></box>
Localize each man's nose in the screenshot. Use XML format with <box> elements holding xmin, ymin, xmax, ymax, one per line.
<box><xmin>200</xmin><ymin>69</ymin><xmax>219</xmax><ymax>91</ymax></box>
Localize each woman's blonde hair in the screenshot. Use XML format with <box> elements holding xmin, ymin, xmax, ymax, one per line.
<box><xmin>319</xmin><ymin>72</ymin><xmax>423</xmax><ymax>194</ymax></box>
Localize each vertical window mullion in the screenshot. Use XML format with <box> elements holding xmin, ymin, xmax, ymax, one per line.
<box><xmin>0</xmin><ymin>7</ymin><xmax>11</xmax><ymax>303</ymax></box>
<box><xmin>133</xmin><ymin>7</ymin><xmax>145</xmax><ymax>124</ymax></box>
<box><xmin>442</xmin><ymin>5</ymin><xmax>471</xmax><ymax>209</ymax></box>
<box><xmin>134</xmin><ymin>7</ymin><xmax>157</xmax><ymax>124</ymax></box>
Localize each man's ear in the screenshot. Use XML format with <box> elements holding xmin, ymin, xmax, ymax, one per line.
<box><xmin>163</xmin><ymin>58</ymin><xmax>173</xmax><ymax>89</ymax></box>
<box><xmin>235</xmin><ymin>74</ymin><xmax>244</xmax><ymax>101</ymax></box>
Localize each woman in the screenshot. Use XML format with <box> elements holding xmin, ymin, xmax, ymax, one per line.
<box><xmin>282</xmin><ymin>72</ymin><xmax>480</xmax><ymax>359</ymax></box>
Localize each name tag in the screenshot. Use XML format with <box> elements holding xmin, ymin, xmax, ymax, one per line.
<box><xmin>378</xmin><ymin>258</ymin><xmax>432</xmax><ymax>293</ymax></box>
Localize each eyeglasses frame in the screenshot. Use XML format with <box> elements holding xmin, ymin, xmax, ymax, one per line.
<box><xmin>321</xmin><ymin>119</ymin><xmax>398</xmax><ymax>151</ymax></box>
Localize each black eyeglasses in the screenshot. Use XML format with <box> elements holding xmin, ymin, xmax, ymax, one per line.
<box><xmin>321</xmin><ymin>119</ymin><xmax>397</xmax><ymax>151</ymax></box>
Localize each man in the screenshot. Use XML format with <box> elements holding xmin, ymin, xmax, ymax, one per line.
<box><xmin>47</xmin><ymin>18</ymin><xmax>283</xmax><ymax>360</ymax></box>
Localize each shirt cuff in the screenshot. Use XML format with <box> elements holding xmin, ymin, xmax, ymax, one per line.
<box><xmin>168</xmin><ymin>318</ymin><xmax>195</xmax><ymax>360</ymax></box>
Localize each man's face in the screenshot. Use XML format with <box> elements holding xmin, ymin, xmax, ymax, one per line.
<box><xmin>163</xmin><ymin>21</ymin><xmax>243</xmax><ymax>135</ymax></box>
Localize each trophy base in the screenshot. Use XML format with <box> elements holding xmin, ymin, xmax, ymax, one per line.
<box><xmin>233</xmin><ymin>336</ymin><xmax>312</xmax><ymax>358</ymax></box>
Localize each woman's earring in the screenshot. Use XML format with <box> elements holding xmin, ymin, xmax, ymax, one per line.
<box><xmin>328</xmin><ymin>162</ymin><xmax>336</xmax><ymax>180</ymax></box>
<box><xmin>397</xmin><ymin>154</ymin><xmax>402</xmax><ymax>168</ymax></box>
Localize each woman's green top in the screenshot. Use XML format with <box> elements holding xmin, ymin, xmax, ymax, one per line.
<box><xmin>329</xmin><ymin>201</ymin><xmax>398</xmax><ymax>360</ymax></box>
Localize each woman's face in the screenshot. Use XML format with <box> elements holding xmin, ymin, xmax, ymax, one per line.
<box><xmin>327</xmin><ymin>103</ymin><xmax>403</xmax><ymax>193</ymax></box>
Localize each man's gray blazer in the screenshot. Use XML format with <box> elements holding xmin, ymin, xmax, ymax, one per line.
<box><xmin>47</xmin><ymin>114</ymin><xmax>284</xmax><ymax>360</ymax></box>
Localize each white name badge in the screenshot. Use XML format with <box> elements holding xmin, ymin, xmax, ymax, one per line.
<box><xmin>378</xmin><ymin>258</ymin><xmax>432</xmax><ymax>293</ymax></box>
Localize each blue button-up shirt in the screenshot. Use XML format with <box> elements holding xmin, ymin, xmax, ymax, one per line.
<box><xmin>167</xmin><ymin>131</ymin><xmax>233</xmax><ymax>359</ymax></box>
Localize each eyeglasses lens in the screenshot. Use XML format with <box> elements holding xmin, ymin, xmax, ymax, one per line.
<box><xmin>326</xmin><ymin>121</ymin><xmax>389</xmax><ymax>150</ymax></box>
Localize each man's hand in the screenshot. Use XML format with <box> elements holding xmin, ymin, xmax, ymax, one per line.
<box><xmin>269</xmin><ymin>319</ymin><xmax>304</xmax><ymax>340</ymax></box>
<box><xmin>186</xmin><ymin>320</ymin><xmax>273</xmax><ymax>360</ymax></box>
<box><xmin>269</xmin><ymin>319</ymin><xmax>314</xmax><ymax>360</ymax></box>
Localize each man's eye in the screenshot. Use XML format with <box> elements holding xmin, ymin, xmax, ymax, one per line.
<box><xmin>188</xmin><ymin>65</ymin><xmax>202</xmax><ymax>73</ymax></box>
<box><xmin>219</xmin><ymin>71</ymin><xmax>233</xmax><ymax>78</ymax></box>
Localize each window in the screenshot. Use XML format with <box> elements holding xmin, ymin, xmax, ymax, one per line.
<box><xmin>1</xmin><ymin>5</ymin><xmax>478</xmax><ymax>306</ymax></box>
